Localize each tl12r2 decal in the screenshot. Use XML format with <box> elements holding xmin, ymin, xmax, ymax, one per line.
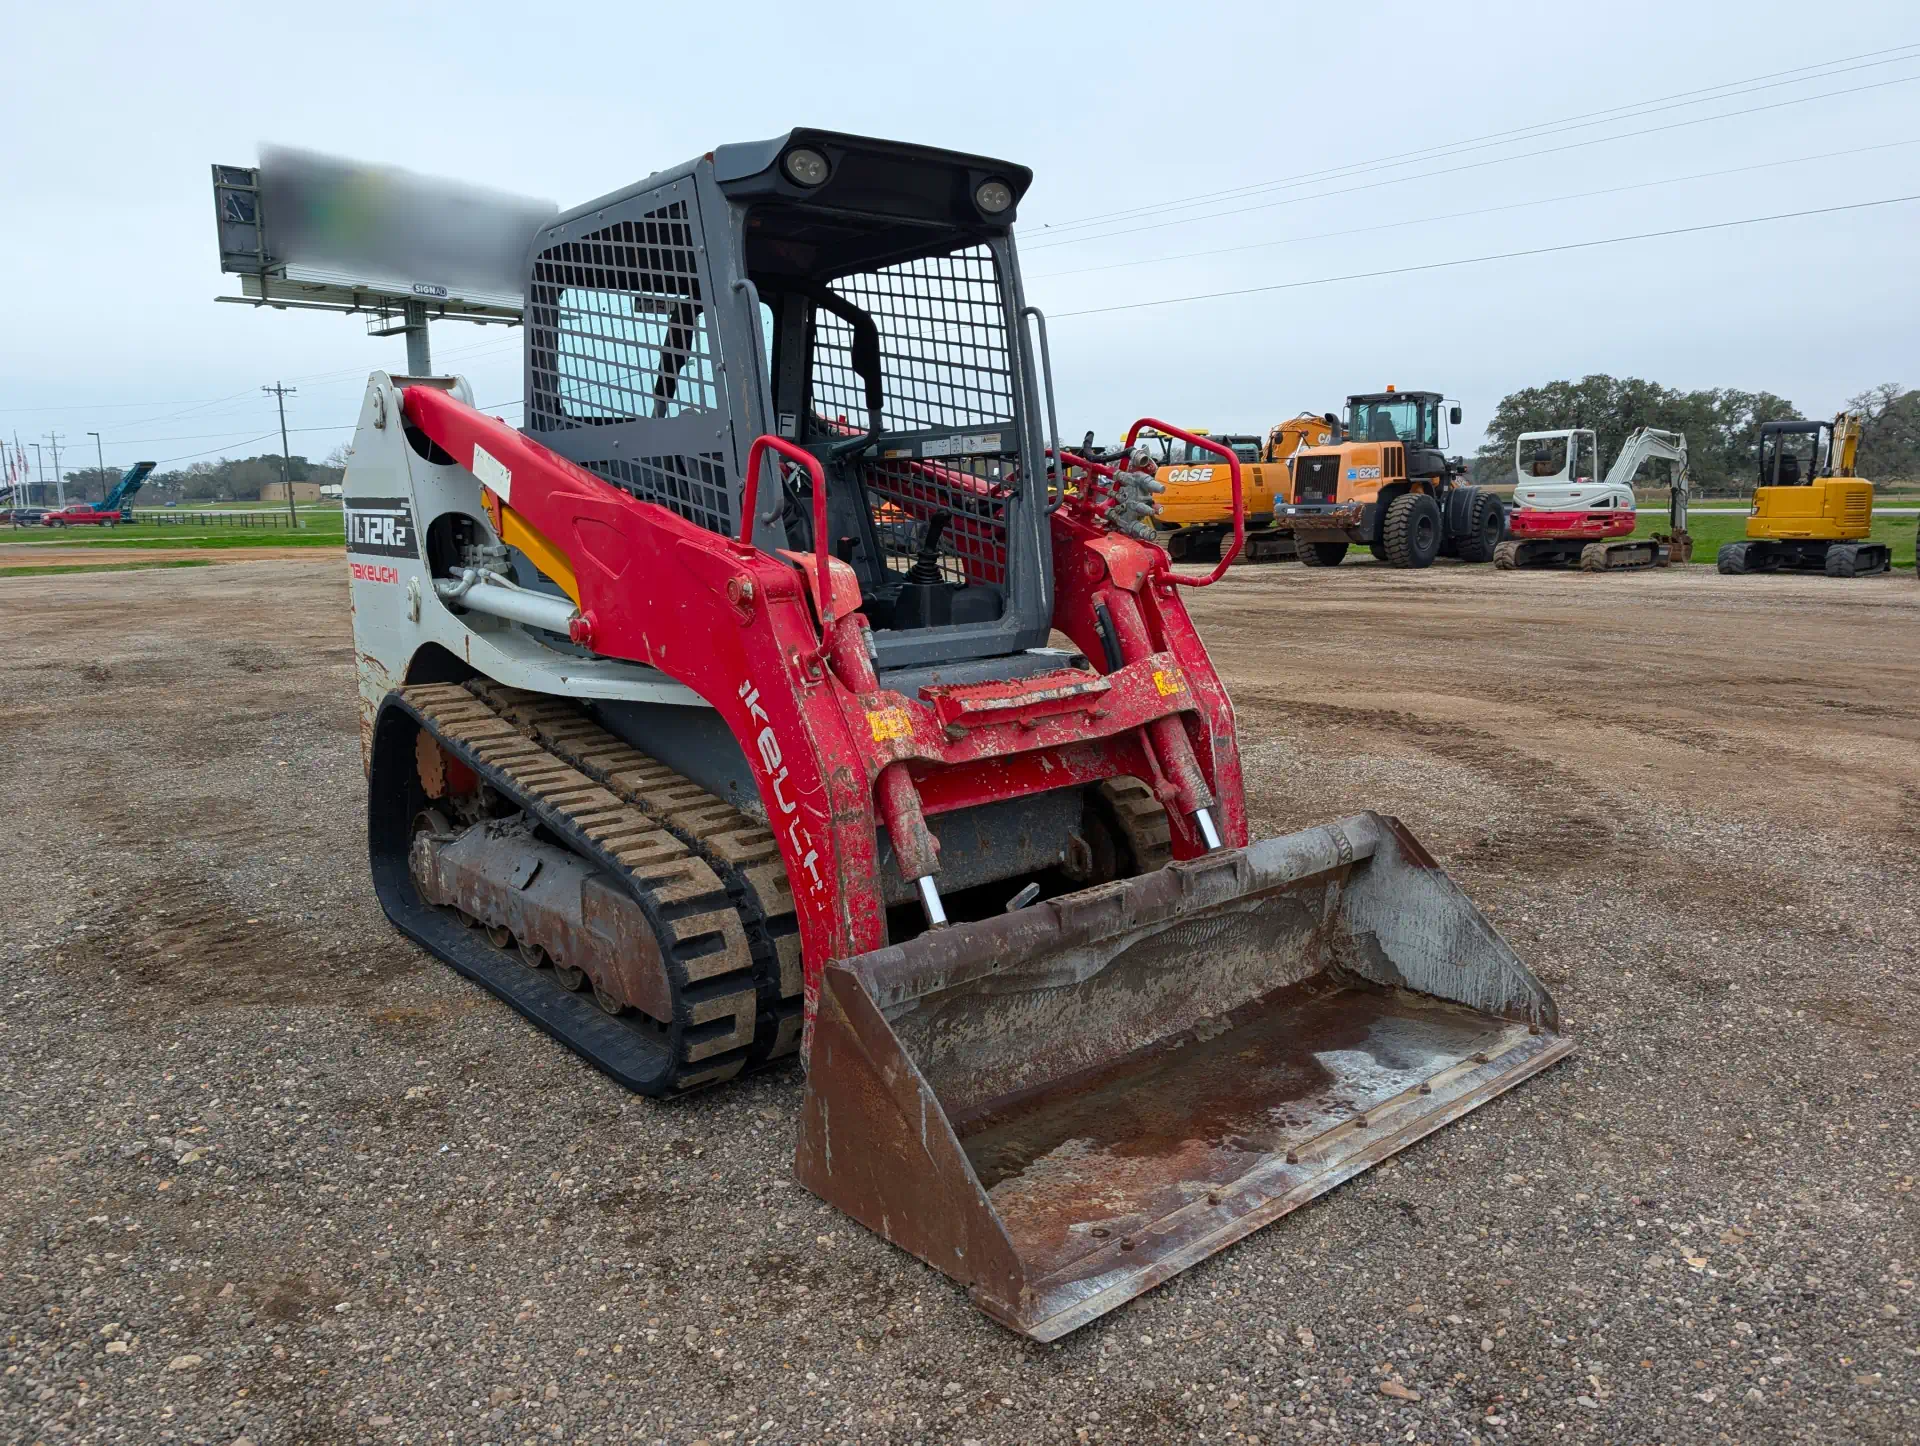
<box><xmin>345</xmin><ymin>497</ymin><xmax>418</xmax><ymax>559</ymax></box>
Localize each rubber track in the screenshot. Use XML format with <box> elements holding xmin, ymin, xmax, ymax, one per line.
<box><xmin>463</xmin><ymin>682</ymin><xmax>805</xmax><ymax>1062</ymax></box>
<box><xmin>1580</xmin><ymin>540</ymin><xmax>1661</xmax><ymax>571</ymax></box>
<box><xmin>1100</xmin><ymin>777</ymin><xmax>1173</xmax><ymax>873</ymax></box>
<box><xmin>400</xmin><ymin>683</ymin><xmax>760</xmax><ymax>1091</ymax></box>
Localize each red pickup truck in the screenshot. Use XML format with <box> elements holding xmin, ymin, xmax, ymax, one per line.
<box><xmin>42</xmin><ymin>506</ymin><xmax>130</xmax><ymax>528</ymax></box>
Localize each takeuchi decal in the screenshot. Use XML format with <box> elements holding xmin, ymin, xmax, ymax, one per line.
<box><xmin>737</xmin><ymin>677</ymin><xmax>825</xmax><ymax>894</ymax></box>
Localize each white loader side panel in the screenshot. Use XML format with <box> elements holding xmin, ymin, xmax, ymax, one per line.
<box><xmin>341</xmin><ymin>372</ymin><xmax>705</xmax><ymax>774</ymax></box>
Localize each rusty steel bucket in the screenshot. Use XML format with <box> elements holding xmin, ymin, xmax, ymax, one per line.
<box><xmin>795</xmin><ymin>812</ymin><xmax>1572</xmax><ymax>1340</ymax></box>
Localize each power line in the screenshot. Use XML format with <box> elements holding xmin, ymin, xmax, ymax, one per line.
<box><xmin>1029</xmin><ymin>136</ymin><xmax>1920</xmax><ymax>282</ymax></box>
<box><xmin>0</xmin><ymin>395</ymin><xmax>255</xmax><ymax>414</ymax></box>
<box><xmin>1024</xmin><ymin>68</ymin><xmax>1920</xmax><ymax>251</ymax></box>
<box><xmin>1</xmin><ymin>337</ymin><xmax>521</xmax><ymax>422</ymax></box>
<box><xmin>1045</xmin><ymin>193</ymin><xmax>1920</xmax><ymax>320</ymax></box>
<box><xmin>1027</xmin><ymin>41</ymin><xmax>1920</xmax><ymax>237</ymax></box>
<box><xmin>96</xmin><ymin>422</ymin><xmax>364</xmax><ymax>448</ymax></box>
<box><xmin>152</xmin><ymin>432</ymin><xmax>284</xmax><ymax>466</ymax></box>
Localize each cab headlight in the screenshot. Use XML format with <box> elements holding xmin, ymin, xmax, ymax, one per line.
<box><xmin>783</xmin><ymin>148</ymin><xmax>831</xmax><ymax>187</ymax></box>
<box><xmin>974</xmin><ymin>179</ymin><xmax>1014</xmax><ymax>214</ymax></box>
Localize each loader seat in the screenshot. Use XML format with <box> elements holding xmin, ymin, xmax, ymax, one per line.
<box><xmin>1368</xmin><ymin>414</ymin><xmax>1400</xmax><ymax>442</ymax></box>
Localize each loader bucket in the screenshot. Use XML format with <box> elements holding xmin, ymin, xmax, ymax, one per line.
<box><xmin>795</xmin><ymin>812</ymin><xmax>1571</xmax><ymax>1340</ymax></box>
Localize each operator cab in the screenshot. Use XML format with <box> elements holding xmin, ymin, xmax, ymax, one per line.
<box><xmin>1344</xmin><ymin>390</ymin><xmax>1461</xmax><ymax>478</ymax></box>
<box><xmin>524</xmin><ymin>130</ymin><xmax>1051</xmax><ymax>674</ymax></box>
<box><xmin>1757</xmin><ymin>420</ymin><xmax>1832</xmax><ymax>488</ymax></box>
<box><xmin>721</xmin><ymin>134</ymin><xmax>1039</xmax><ymax>650</ymax></box>
<box><xmin>1142</xmin><ymin>432</ymin><xmax>1260</xmax><ymax>467</ymax></box>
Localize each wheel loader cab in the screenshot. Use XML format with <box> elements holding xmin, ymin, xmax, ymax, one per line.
<box><xmin>1344</xmin><ymin>391</ymin><xmax>1454</xmax><ymax>478</ymax></box>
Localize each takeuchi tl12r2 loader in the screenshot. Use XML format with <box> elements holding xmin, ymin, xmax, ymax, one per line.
<box><xmin>1269</xmin><ymin>389</ymin><xmax>1504</xmax><ymax>567</ymax></box>
<box><xmin>1496</xmin><ymin>426</ymin><xmax>1693</xmax><ymax>571</ymax></box>
<box><xmin>1718</xmin><ymin>413</ymin><xmax>1889</xmax><ymax>577</ymax></box>
<box><xmin>343</xmin><ymin>130</ymin><xmax>1569</xmax><ymax>1340</ymax></box>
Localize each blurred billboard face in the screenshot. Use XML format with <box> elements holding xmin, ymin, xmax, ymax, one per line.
<box><xmin>258</xmin><ymin>146</ymin><xmax>556</xmax><ymax>299</ymax></box>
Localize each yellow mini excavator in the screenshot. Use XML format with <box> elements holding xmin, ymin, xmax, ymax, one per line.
<box><xmin>1718</xmin><ymin>412</ymin><xmax>1888</xmax><ymax>577</ymax></box>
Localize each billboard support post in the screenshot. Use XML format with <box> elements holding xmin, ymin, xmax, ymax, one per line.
<box><xmin>404</xmin><ymin>300</ymin><xmax>431</xmax><ymax>375</ymax></box>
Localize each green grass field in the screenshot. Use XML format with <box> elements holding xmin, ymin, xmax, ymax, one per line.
<box><xmin>1629</xmin><ymin>509</ymin><xmax>1916</xmax><ymax>569</ymax></box>
<box><xmin>0</xmin><ymin>559</ymin><xmax>213</xmax><ymax>578</ymax></box>
<box><xmin>4</xmin><ymin>517</ymin><xmax>343</xmax><ymax>550</ymax></box>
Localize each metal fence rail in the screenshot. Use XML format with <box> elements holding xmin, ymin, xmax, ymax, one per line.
<box><xmin>129</xmin><ymin>510</ymin><xmax>328</xmax><ymax>529</ymax></box>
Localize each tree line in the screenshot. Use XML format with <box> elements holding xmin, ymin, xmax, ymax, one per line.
<box><xmin>57</xmin><ymin>447</ymin><xmax>347</xmax><ymax>504</ymax></box>
<box><xmin>1472</xmin><ymin>377</ymin><xmax>1919</xmax><ymax>493</ymax></box>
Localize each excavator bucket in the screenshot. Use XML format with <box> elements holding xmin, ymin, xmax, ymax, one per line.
<box><xmin>796</xmin><ymin>812</ymin><xmax>1570</xmax><ymax>1340</ymax></box>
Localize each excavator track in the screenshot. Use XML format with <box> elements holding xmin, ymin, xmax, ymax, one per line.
<box><xmin>461</xmin><ymin>681</ymin><xmax>806</xmax><ymax>1061</ymax></box>
<box><xmin>1579</xmin><ymin>540</ymin><xmax>1665</xmax><ymax>571</ymax></box>
<box><xmin>372</xmin><ymin>683</ymin><xmax>764</xmax><ymax>1095</ymax></box>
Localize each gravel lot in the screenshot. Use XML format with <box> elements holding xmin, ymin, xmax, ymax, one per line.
<box><xmin>2</xmin><ymin>556</ymin><xmax>1915</xmax><ymax>1445</ymax></box>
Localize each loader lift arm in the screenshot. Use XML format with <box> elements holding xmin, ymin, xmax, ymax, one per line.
<box><xmin>398</xmin><ymin>384</ymin><xmax>1246</xmax><ymax>1016</ymax></box>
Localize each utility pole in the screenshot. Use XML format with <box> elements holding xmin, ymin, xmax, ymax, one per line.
<box><xmin>264</xmin><ymin>382</ymin><xmax>298</xmax><ymax>528</ymax></box>
<box><xmin>88</xmin><ymin>431</ymin><xmax>106</xmax><ymax>510</ymax></box>
<box><xmin>45</xmin><ymin>431</ymin><xmax>65</xmax><ymax>507</ymax></box>
<box><xmin>31</xmin><ymin>443</ymin><xmax>44</xmax><ymax>508</ymax></box>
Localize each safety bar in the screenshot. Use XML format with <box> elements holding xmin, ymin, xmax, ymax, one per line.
<box><xmin>737</xmin><ymin>435</ymin><xmax>838</xmax><ymax>630</ymax></box>
<box><xmin>1124</xmin><ymin>418</ymin><xmax>1244</xmax><ymax>586</ymax></box>
<box><xmin>1019</xmin><ymin>306</ymin><xmax>1062</xmax><ymax>508</ymax></box>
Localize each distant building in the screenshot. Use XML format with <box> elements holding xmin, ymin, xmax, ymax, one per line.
<box><xmin>260</xmin><ymin>481</ymin><xmax>324</xmax><ymax>503</ymax></box>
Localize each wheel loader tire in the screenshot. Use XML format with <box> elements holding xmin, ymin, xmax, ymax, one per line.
<box><xmin>1825</xmin><ymin>543</ymin><xmax>1858</xmax><ymax>578</ymax></box>
<box><xmin>1382</xmin><ymin>492</ymin><xmax>1441</xmax><ymax>568</ymax></box>
<box><xmin>371</xmin><ymin>685</ymin><xmax>768</xmax><ymax>1096</ymax></box>
<box><xmin>1579</xmin><ymin>543</ymin><xmax>1610</xmax><ymax>572</ymax></box>
<box><xmin>1493</xmin><ymin>540</ymin><xmax>1521</xmax><ymax>570</ymax></box>
<box><xmin>1457</xmin><ymin>494</ymin><xmax>1503</xmax><ymax>564</ymax></box>
<box><xmin>1717</xmin><ymin>542</ymin><xmax>1750</xmax><ymax>575</ymax></box>
<box><xmin>1298</xmin><ymin>541</ymin><xmax>1348</xmax><ymax>567</ymax></box>
<box><xmin>1368</xmin><ymin>541</ymin><xmax>1388</xmax><ymax>562</ymax></box>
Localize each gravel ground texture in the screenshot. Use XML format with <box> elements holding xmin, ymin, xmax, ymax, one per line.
<box><xmin>1</xmin><ymin>557</ymin><xmax>1915</xmax><ymax>1446</ymax></box>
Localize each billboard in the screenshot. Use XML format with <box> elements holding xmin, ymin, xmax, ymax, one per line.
<box><xmin>212</xmin><ymin>148</ymin><xmax>557</xmax><ymax>319</ymax></box>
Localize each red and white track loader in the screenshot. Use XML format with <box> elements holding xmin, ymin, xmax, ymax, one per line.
<box><xmin>343</xmin><ymin>129</ymin><xmax>1570</xmax><ymax>1340</ymax></box>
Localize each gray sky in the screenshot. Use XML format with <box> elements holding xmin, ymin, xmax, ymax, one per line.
<box><xmin>4</xmin><ymin>0</ymin><xmax>1916</xmax><ymax>476</ymax></box>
